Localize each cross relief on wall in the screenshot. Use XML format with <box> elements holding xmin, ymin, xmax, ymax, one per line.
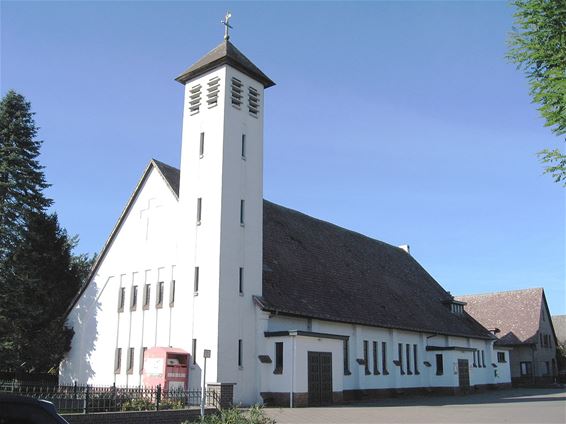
<box><xmin>139</xmin><ymin>198</ymin><xmax>164</xmax><ymax>241</ymax></box>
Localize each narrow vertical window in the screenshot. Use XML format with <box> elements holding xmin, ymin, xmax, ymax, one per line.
<box><xmin>139</xmin><ymin>347</ymin><xmax>147</xmax><ymax>373</ymax></box>
<box><xmin>114</xmin><ymin>348</ymin><xmax>122</xmax><ymax>373</ymax></box>
<box><xmin>241</xmin><ymin>134</ymin><xmax>246</xmax><ymax>158</ymax></box>
<box><xmin>239</xmin><ymin>267</ymin><xmax>244</xmax><ymax>295</ymax></box>
<box><xmin>131</xmin><ymin>285</ymin><xmax>138</xmax><ymax>311</ymax></box>
<box><xmin>382</xmin><ymin>342</ymin><xmax>388</xmax><ymax>374</ymax></box>
<box><xmin>398</xmin><ymin>343</ymin><xmax>405</xmax><ymax>375</ymax></box>
<box><xmin>373</xmin><ymin>341</ymin><xmax>380</xmax><ymax>375</ymax></box>
<box><xmin>481</xmin><ymin>350</ymin><xmax>485</xmax><ymax>367</ymax></box>
<box><xmin>238</xmin><ymin>339</ymin><xmax>243</xmax><ymax>368</ymax></box>
<box><xmin>343</xmin><ymin>340</ymin><xmax>350</xmax><ymax>375</ymax></box>
<box><xmin>406</xmin><ymin>344</ymin><xmax>412</xmax><ymax>375</ymax></box>
<box><xmin>127</xmin><ymin>347</ymin><xmax>134</xmax><ymax>374</ymax></box>
<box><xmin>240</xmin><ymin>199</ymin><xmax>245</xmax><ymax>225</ymax></box>
<box><xmin>413</xmin><ymin>344</ymin><xmax>419</xmax><ymax>375</ymax></box>
<box><xmin>194</xmin><ymin>267</ymin><xmax>199</xmax><ymax>294</ymax></box>
<box><xmin>274</xmin><ymin>342</ymin><xmax>283</xmax><ymax>374</ymax></box>
<box><xmin>199</xmin><ymin>132</ymin><xmax>205</xmax><ymax>157</ymax></box>
<box><xmin>196</xmin><ymin>198</ymin><xmax>202</xmax><ymax>225</ymax></box>
<box><xmin>118</xmin><ymin>287</ymin><xmax>125</xmax><ymax>312</ymax></box>
<box><xmin>473</xmin><ymin>350</ymin><xmax>477</xmax><ymax>367</ymax></box>
<box><xmin>143</xmin><ymin>284</ymin><xmax>151</xmax><ymax>309</ymax></box>
<box><xmin>363</xmin><ymin>340</ymin><xmax>370</xmax><ymax>375</ymax></box>
<box><xmin>436</xmin><ymin>354</ymin><xmax>444</xmax><ymax>375</ymax></box>
<box><xmin>156</xmin><ymin>281</ymin><xmax>164</xmax><ymax>308</ymax></box>
<box><xmin>169</xmin><ymin>280</ymin><xmax>176</xmax><ymax>306</ymax></box>
<box><xmin>192</xmin><ymin>339</ymin><xmax>197</xmax><ymax>365</ymax></box>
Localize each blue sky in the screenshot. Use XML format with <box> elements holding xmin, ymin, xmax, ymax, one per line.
<box><xmin>2</xmin><ymin>1</ymin><xmax>564</xmax><ymax>314</ymax></box>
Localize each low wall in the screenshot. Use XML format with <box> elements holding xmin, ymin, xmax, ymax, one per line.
<box><xmin>63</xmin><ymin>408</ymin><xmax>214</xmax><ymax>424</ymax></box>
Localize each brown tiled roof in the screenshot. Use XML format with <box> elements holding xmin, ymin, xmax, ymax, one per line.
<box><xmin>456</xmin><ymin>288</ymin><xmax>545</xmax><ymax>346</ymax></box>
<box><xmin>175</xmin><ymin>40</ymin><xmax>275</xmax><ymax>88</ymax></box>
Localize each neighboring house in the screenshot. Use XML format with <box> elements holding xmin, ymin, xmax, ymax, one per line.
<box><xmin>551</xmin><ymin>315</ymin><xmax>566</xmax><ymax>376</ymax></box>
<box><xmin>60</xmin><ymin>35</ymin><xmax>512</xmax><ymax>406</ymax></box>
<box><xmin>457</xmin><ymin>288</ymin><xmax>558</xmax><ymax>385</ymax></box>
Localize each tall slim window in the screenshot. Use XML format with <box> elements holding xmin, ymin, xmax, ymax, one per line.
<box><xmin>406</xmin><ymin>344</ymin><xmax>412</xmax><ymax>375</ymax></box>
<box><xmin>473</xmin><ymin>350</ymin><xmax>477</xmax><ymax>367</ymax></box>
<box><xmin>114</xmin><ymin>348</ymin><xmax>122</xmax><ymax>373</ymax></box>
<box><xmin>199</xmin><ymin>132</ymin><xmax>205</xmax><ymax>157</ymax></box>
<box><xmin>239</xmin><ymin>267</ymin><xmax>244</xmax><ymax>295</ymax></box>
<box><xmin>139</xmin><ymin>347</ymin><xmax>147</xmax><ymax>373</ymax></box>
<box><xmin>194</xmin><ymin>267</ymin><xmax>199</xmax><ymax>293</ymax></box>
<box><xmin>363</xmin><ymin>340</ymin><xmax>370</xmax><ymax>375</ymax></box>
<box><xmin>398</xmin><ymin>343</ymin><xmax>405</xmax><ymax>375</ymax></box>
<box><xmin>156</xmin><ymin>281</ymin><xmax>164</xmax><ymax>308</ymax></box>
<box><xmin>238</xmin><ymin>339</ymin><xmax>243</xmax><ymax>368</ymax></box>
<box><xmin>481</xmin><ymin>350</ymin><xmax>485</xmax><ymax>367</ymax></box>
<box><xmin>196</xmin><ymin>198</ymin><xmax>202</xmax><ymax>225</ymax></box>
<box><xmin>343</xmin><ymin>340</ymin><xmax>350</xmax><ymax>375</ymax></box>
<box><xmin>131</xmin><ymin>285</ymin><xmax>138</xmax><ymax>311</ymax></box>
<box><xmin>169</xmin><ymin>280</ymin><xmax>176</xmax><ymax>306</ymax></box>
<box><xmin>240</xmin><ymin>200</ymin><xmax>245</xmax><ymax>225</ymax></box>
<box><xmin>143</xmin><ymin>284</ymin><xmax>151</xmax><ymax>310</ymax></box>
<box><xmin>192</xmin><ymin>339</ymin><xmax>197</xmax><ymax>365</ymax></box>
<box><xmin>382</xmin><ymin>342</ymin><xmax>388</xmax><ymax>374</ymax></box>
<box><xmin>413</xmin><ymin>344</ymin><xmax>419</xmax><ymax>375</ymax></box>
<box><xmin>127</xmin><ymin>347</ymin><xmax>134</xmax><ymax>374</ymax></box>
<box><xmin>373</xmin><ymin>341</ymin><xmax>380</xmax><ymax>375</ymax></box>
<box><xmin>436</xmin><ymin>354</ymin><xmax>444</xmax><ymax>375</ymax></box>
<box><xmin>241</xmin><ymin>134</ymin><xmax>246</xmax><ymax>158</ymax></box>
<box><xmin>520</xmin><ymin>361</ymin><xmax>532</xmax><ymax>376</ymax></box>
<box><xmin>118</xmin><ymin>287</ymin><xmax>125</xmax><ymax>312</ymax></box>
<box><xmin>274</xmin><ymin>342</ymin><xmax>283</xmax><ymax>374</ymax></box>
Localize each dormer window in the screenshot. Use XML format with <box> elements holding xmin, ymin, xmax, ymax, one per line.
<box><xmin>443</xmin><ymin>299</ymin><xmax>466</xmax><ymax>316</ymax></box>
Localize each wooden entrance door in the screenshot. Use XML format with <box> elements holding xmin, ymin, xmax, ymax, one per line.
<box><xmin>308</xmin><ymin>351</ymin><xmax>333</xmax><ymax>406</ymax></box>
<box><xmin>458</xmin><ymin>359</ymin><xmax>470</xmax><ymax>390</ymax></box>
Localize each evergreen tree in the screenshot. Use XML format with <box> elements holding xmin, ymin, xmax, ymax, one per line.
<box><xmin>0</xmin><ymin>90</ymin><xmax>52</xmax><ymax>261</ymax></box>
<box><xmin>0</xmin><ymin>212</ymin><xmax>83</xmax><ymax>372</ymax></box>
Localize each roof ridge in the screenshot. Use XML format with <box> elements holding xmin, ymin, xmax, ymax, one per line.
<box><xmin>457</xmin><ymin>287</ymin><xmax>544</xmax><ymax>298</ymax></box>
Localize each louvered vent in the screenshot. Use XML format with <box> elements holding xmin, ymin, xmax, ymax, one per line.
<box><xmin>207</xmin><ymin>77</ymin><xmax>220</xmax><ymax>108</ymax></box>
<box><xmin>188</xmin><ymin>84</ymin><xmax>202</xmax><ymax>115</ymax></box>
<box><xmin>231</xmin><ymin>77</ymin><xmax>243</xmax><ymax>108</ymax></box>
<box><xmin>248</xmin><ymin>86</ymin><xmax>260</xmax><ymax>117</ymax></box>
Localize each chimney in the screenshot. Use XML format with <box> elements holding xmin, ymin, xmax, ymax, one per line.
<box><xmin>399</xmin><ymin>244</ymin><xmax>410</xmax><ymax>254</ymax></box>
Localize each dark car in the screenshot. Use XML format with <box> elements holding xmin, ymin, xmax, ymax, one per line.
<box><xmin>0</xmin><ymin>394</ymin><xmax>69</xmax><ymax>424</ymax></box>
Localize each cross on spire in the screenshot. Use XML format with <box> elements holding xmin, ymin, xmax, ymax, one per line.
<box><xmin>221</xmin><ymin>11</ymin><xmax>233</xmax><ymax>41</ymax></box>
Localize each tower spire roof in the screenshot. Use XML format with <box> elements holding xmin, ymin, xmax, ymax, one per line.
<box><xmin>175</xmin><ymin>40</ymin><xmax>275</xmax><ymax>88</ymax></box>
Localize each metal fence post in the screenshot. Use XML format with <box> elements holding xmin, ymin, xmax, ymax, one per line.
<box><xmin>156</xmin><ymin>384</ymin><xmax>161</xmax><ymax>411</ymax></box>
<box><xmin>73</xmin><ymin>381</ymin><xmax>77</xmax><ymax>400</ymax></box>
<box><xmin>83</xmin><ymin>384</ymin><xmax>90</xmax><ymax>414</ymax></box>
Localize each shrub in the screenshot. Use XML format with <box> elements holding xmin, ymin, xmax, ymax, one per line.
<box><xmin>182</xmin><ymin>405</ymin><xmax>275</xmax><ymax>424</ymax></box>
<box><xmin>120</xmin><ymin>397</ymin><xmax>155</xmax><ymax>411</ymax></box>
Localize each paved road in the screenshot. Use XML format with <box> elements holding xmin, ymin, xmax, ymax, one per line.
<box><xmin>264</xmin><ymin>388</ymin><xmax>566</xmax><ymax>424</ymax></box>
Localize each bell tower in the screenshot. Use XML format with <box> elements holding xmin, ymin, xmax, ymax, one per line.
<box><xmin>173</xmin><ymin>25</ymin><xmax>275</xmax><ymax>404</ymax></box>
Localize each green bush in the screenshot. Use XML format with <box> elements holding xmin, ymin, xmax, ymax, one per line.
<box><xmin>183</xmin><ymin>405</ymin><xmax>275</xmax><ymax>424</ymax></box>
<box><xmin>160</xmin><ymin>398</ymin><xmax>186</xmax><ymax>410</ymax></box>
<box><xmin>120</xmin><ymin>397</ymin><xmax>155</xmax><ymax>411</ymax></box>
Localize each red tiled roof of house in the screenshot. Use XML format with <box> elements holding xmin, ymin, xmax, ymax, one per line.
<box><xmin>456</xmin><ymin>288</ymin><xmax>544</xmax><ymax>346</ymax></box>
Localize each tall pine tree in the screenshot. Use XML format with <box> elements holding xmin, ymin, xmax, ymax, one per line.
<box><xmin>0</xmin><ymin>90</ymin><xmax>52</xmax><ymax>261</ymax></box>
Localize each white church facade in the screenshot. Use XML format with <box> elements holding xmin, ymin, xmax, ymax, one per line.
<box><xmin>60</xmin><ymin>35</ymin><xmax>511</xmax><ymax>406</ymax></box>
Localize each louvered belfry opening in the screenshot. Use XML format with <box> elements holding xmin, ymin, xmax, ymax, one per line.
<box><xmin>248</xmin><ymin>86</ymin><xmax>259</xmax><ymax>117</ymax></box>
<box><xmin>188</xmin><ymin>84</ymin><xmax>201</xmax><ymax>114</ymax></box>
<box><xmin>207</xmin><ymin>76</ymin><xmax>220</xmax><ymax>107</ymax></box>
<box><xmin>231</xmin><ymin>77</ymin><xmax>243</xmax><ymax>108</ymax></box>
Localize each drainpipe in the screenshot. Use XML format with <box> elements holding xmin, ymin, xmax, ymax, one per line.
<box><xmin>289</xmin><ymin>331</ymin><xmax>298</xmax><ymax>408</ymax></box>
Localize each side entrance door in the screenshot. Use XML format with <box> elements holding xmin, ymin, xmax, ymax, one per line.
<box><xmin>458</xmin><ymin>359</ymin><xmax>470</xmax><ymax>391</ymax></box>
<box><xmin>307</xmin><ymin>351</ymin><xmax>333</xmax><ymax>406</ymax></box>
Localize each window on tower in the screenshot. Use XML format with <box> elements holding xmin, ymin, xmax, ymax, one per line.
<box><xmin>196</xmin><ymin>198</ymin><xmax>202</xmax><ymax>225</ymax></box>
<box><xmin>248</xmin><ymin>86</ymin><xmax>259</xmax><ymax>117</ymax></box>
<box><xmin>192</xmin><ymin>339</ymin><xmax>197</xmax><ymax>365</ymax></box>
<box><xmin>231</xmin><ymin>77</ymin><xmax>243</xmax><ymax>108</ymax></box>
<box><xmin>199</xmin><ymin>132</ymin><xmax>205</xmax><ymax>157</ymax></box>
<box><xmin>131</xmin><ymin>285</ymin><xmax>138</xmax><ymax>311</ymax></box>
<box><xmin>169</xmin><ymin>280</ymin><xmax>175</xmax><ymax>306</ymax></box>
<box><xmin>194</xmin><ymin>267</ymin><xmax>199</xmax><ymax>294</ymax></box>
<box><xmin>238</xmin><ymin>339</ymin><xmax>243</xmax><ymax>368</ymax></box>
<box><xmin>143</xmin><ymin>283</ymin><xmax>151</xmax><ymax>310</ymax></box>
<box><xmin>241</xmin><ymin>134</ymin><xmax>246</xmax><ymax>159</ymax></box>
<box><xmin>240</xmin><ymin>200</ymin><xmax>245</xmax><ymax>225</ymax></box>
<box><xmin>118</xmin><ymin>287</ymin><xmax>125</xmax><ymax>312</ymax></box>
<box><xmin>239</xmin><ymin>267</ymin><xmax>244</xmax><ymax>295</ymax></box>
<box><xmin>207</xmin><ymin>77</ymin><xmax>220</xmax><ymax>108</ymax></box>
<box><xmin>156</xmin><ymin>281</ymin><xmax>164</xmax><ymax>308</ymax></box>
<box><xmin>189</xmin><ymin>84</ymin><xmax>202</xmax><ymax>115</ymax></box>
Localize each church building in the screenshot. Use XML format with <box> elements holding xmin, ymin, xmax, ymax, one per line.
<box><xmin>60</xmin><ymin>30</ymin><xmax>512</xmax><ymax>406</ymax></box>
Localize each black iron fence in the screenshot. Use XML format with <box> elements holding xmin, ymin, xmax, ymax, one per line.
<box><xmin>0</xmin><ymin>381</ymin><xmax>220</xmax><ymax>413</ymax></box>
